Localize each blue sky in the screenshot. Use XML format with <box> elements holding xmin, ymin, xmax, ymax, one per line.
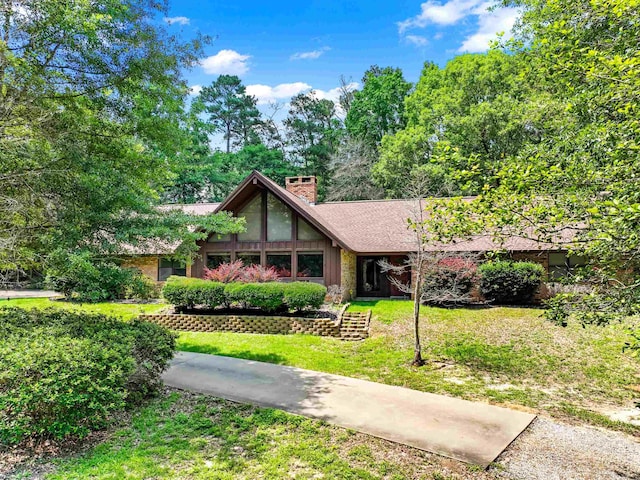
<box><xmin>162</xmin><ymin>0</ymin><xmax>518</xmax><ymax>106</ymax></box>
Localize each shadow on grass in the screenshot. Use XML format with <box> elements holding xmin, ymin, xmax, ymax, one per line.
<box><xmin>177</xmin><ymin>343</ymin><xmax>288</xmax><ymax>365</ymax></box>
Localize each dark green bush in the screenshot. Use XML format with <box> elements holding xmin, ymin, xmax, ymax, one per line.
<box><xmin>224</xmin><ymin>282</ymin><xmax>285</xmax><ymax>312</ymax></box>
<box><xmin>478</xmin><ymin>260</ymin><xmax>544</xmax><ymax>304</ymax></box>
<box><xmin>162</xmin><ymin>276</ymin><xmax>225</xmax><ymax>309</ymax></box>
<box><xmin>283</xmin><ymin>282</ymin><xmax>327</xmax><ymax>311</ymax></box>
<box><xmin>45</xmin><ymin>251</ymin><xmax>157</xmax><ymax>302</ymax></box>
<box><xmin>162</xmin><ymin>277</ymin><xmax>327</xmax><ymax>312</ymax></box>
<box><xmin>0</xmin><ymin>308</ymin><xmax>176</xmax><ymax>444</ymax></box>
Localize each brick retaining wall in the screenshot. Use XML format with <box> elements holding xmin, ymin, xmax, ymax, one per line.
<box><xmin>139</xmin><ymin>313</ymin><xmax>341</xmax><ymax>337</ymax></box>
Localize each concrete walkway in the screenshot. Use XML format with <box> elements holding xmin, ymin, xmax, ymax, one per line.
<box><xmin>164</xmin><ymin>352</ymin><xmax>535</xmax><ymax>467</ymax></box>
<box><xmin>0</xmin><ymin>290</ymin><xmax>62</xmax><ymax>300</ymax></box>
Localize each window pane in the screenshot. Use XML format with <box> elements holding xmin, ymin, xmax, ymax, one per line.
<box><xmin>207</xmin><ymin>233</ymin><xmax>231</xmax><ymax>242</ymax></box>
<box><xmin>267</xmin><ymin>253</ymin><xmax>292</xmax><ymax>277</ymax></box>
<box><xmin>237</xmin><ymin>252</ymin><xmax>261</xmax><ymax>266</ymax></box>
<box><xmin>297</xmin><ymin>218</ymin><xmax>323</xmax><ymax>240</ymax></box>
<box><xmin>297</xmin><ymin>253</ymin><xmax>323</xmax><ymax>277</ymax></box>
<box><xmin>237</xmin><ymin>194</ymin><xmax>262</xmax><ymax>241</ymax></box>
<box><xmin>159</xmin><ymin>258</ymin><xmax>186</xmax><ymax>281</ymax></box>
<box><xmin>549</xmin><ymin>252</ymin><xmax>567</xmax><ymax>266</ymax></box>
<box><xmin>207</xmin><ymin>253</ymin><xmax>231</xmax><ymax>269</ymax></box>
<box><xmin>267</xmin><ymin>193</ymin><xmax>292</xmax><ymax>241</ymax></box>
<box><xmin>569</xmin><ymin>255</ymin><xmax>587</xmax><ymax>267</ymax></box>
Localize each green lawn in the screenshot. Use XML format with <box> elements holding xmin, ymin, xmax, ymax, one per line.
<box><xmin>12</xmin><ymin>389</ymin><xmax>494</xmax><ymax>480</ymax></box>
<box><xmin>0</xmin><ymin>297</ymin><xmax>167</xmax><ymax>320</ymax></box>
<box><xmin>177</xmin><ymin>300</ymin><xmax>640</xmax><ymax>433</ymax></box>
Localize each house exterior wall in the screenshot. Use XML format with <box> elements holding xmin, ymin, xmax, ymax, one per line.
<box><xmin>191</xmin><ymin>190</ymin><xmax>342</xmax><ymax>287</ymax></box>
<box><xmin>340</xmin><ymin>249</ymin><xmax>357</xmax><ymax>300</ymax></box>
<box><xmin>122</xmin><ymin>256</ymin><xmax>159</xmax><ymax>282</ymax></box>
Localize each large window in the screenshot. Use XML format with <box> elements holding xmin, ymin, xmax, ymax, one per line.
<box><xmin>297</xmin><ymin>252</ymin><xmax>323</xmax><ymax>278</ymax></box>
<box><xmin>206</xmin><ymin>253</ymin><xmax>231</xmax><ymax>269</ymax></box>
<box><xmin>297</xmin><ymin>217</ymin><xmax>323</xmax><ymax>241</ymax></box>
<box><xmin>549</xmin><ymin>253</ymin><xmax>587</xmax><ymax>280</ymax></box>
<box><xmin>267</xmin><ymin>253</ymin><xmax>292</xmax><ymax>277</ymax></box>
<box><xmin>267</xmin><ymin>193</ymin><xmax>292</xmax><ymax>241</ymax></box>
<box><xmin>237</xmin><ymin>252</ymin><xmax>261</xmax><ymax>266</ymax></box>
<box><xmin>237</xmin><ymin>194</ymin><xmax>262</xmax><ymax>241</ymax></box>
<box><xmin>158</xmin><ymin>258</ymin><xmax>186</xmax><ymax>281</ymax></box>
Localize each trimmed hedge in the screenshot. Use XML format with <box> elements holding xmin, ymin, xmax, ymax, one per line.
<box><xmin>283</xmin><ymin>282</ymin><xmax>327</xmax><ymax>311</ymax></box>
<box><xmin>162</xmin><ymin>277</ymin><xmax>327</xmax><ymax>312</ymax></box>
<box><xmin>162</xmin><ymin>277</ymin><xmax>225</xmax><ymax>309</ymax></box>
<box><xmin>0</xmin><ymin>308</ymin><xmax>176</xmax><ymax>444</ymax></box>
<box><xmin>224</xmin><ymin>282</ymin><xmax>285</xmax><ymax>312</ymax></box>
<box><xmin>478</xmin><ymin>260</ymin><xmax>544</xmax><ymax>304</ymax></box>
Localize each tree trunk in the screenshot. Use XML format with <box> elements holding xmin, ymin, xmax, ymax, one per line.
<box><xmin>412</xmin><ymin>269</ymin><xmax>425</xmax><ymax>366</ymax></box>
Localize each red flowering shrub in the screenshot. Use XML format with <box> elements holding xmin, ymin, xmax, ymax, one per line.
<box><xmin>204</xmin><ymin>261</ymin><xmax>283</xmax><ymax>283</ymax></box>
<box><xmin>203</xmin><ymin>260</ymin><xmax>244</xmax><ymax>283</ymax></box>
<box><xmin>421</xmin><ymin>257</ymin><xmax>478</xmax><ymax>305</ymax></box>
<box><xmin>241</xmin><ymin>265</ymin><xmax>281</xmax><ymax>283</ymax></box>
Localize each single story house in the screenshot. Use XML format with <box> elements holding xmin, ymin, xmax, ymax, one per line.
<box><xmin>124</xmin><ymin>170</ymin><xmax>580</xmax><ymax>300</ymax></box>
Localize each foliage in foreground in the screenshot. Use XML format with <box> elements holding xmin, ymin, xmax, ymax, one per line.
<box><xmin>162</xmin><ymin>276</ymin><xmax>326</xmax><ymax>312</ymax></box>
<box><xmin>44</xmin><ymin>251</ymin><xmax>158</xmax><ymax>302</ymax></box>
<box><xmin>0</xmin><ymin>308</ymin><xmax>176</xmax><ymax>444</ymax></box>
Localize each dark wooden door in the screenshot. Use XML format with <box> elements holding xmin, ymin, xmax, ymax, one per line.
<box><xmin>356</xmin><ymin>256</ymin><xmax>390</xmax><ymax>297</ymax></box>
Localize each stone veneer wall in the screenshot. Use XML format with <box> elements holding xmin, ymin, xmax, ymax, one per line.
<box><xmin>122</xmin><ymin>256</ymin><xmax>159</xmax><ymax>282</ymax></box>
<box><xmin>340</xmin><ymin>249</ymin><xmax>357</xmax><ymax>301</ymax></box>
<box><xmin>140</xmin><ymin>313</ymin><xmax>340</xmax><ymax>337</ymax></box>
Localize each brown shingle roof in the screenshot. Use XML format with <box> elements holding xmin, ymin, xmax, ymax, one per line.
<box><xmin>145</xmin><ymin>172</ymin><xmax>574</xmax><ymax>255</ymax></box>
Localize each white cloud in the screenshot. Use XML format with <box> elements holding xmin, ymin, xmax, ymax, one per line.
<box><xmin>246</xmin><ymin>82</ymin><xmax>312</xmax><ymax>104</ymax></box>
<box><xmin>189</xmin><ymin>85</ymin><xmax>202</xmax><ymax>96</ymax></box>
<box><xmin>405</xmin><ymin>35</ymin><xmax>429</xmax><ymax>47</ymax></box>
<box><xmin>290</xmin><ymin>46</ymin><xmax>331</xmax><ymax>61</ymax></box>
<box><xmin>434</xmin><ymin>32</ymin><xmax>444</xmax><ymax>40</ymax></box>
<box><xmin>201</xmin><ymin>50</ymin><xmax>251</xmax><ymax>75</ymax></box>
<box><xmin>398</xmin><ymin>1</ymin><xmax>518</xmax><ymax>53</ymax></box>
<box><xmin>164</xmin><ymin>16</ymin><xmax>190</xmax><ymax>25</ymax></box>
<box><xmin>398</xmin><ymin>0</ymin><xmax>486</xmax><ymax>31</ymax></box>
<box><xmin>457</xmin><ymin>7</ymin><xmax>518</xmax><ymax>52</ymax></box>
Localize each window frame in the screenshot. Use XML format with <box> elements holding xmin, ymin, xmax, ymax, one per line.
<box><xmin>296</xmin><ymin>251</ymin><xmax>324</xmax><ymax>279</ymax></box>
<box><xmin>158</xmin><ymin>257</ymin><xmax>186</xmax><ymax>281</ymax></box>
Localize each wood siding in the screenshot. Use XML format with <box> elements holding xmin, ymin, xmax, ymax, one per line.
<box><xmin>191</xmin><ymin>190</ymin><xmax>341</xmax><ymax>286</ymax></box>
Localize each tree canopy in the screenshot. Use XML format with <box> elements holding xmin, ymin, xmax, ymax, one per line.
<box><xmin>0</xmin><ymin>0</ymin><xmax>242</xmax><ymax>282</ymax></box>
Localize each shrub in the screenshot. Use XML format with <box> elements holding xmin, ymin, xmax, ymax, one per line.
<box><xmin>44</xmin><ymin>251</ymin><xmax>156</xmax><ymax>302</ymax></box>
<box><xmin>283</xmin><ymin>282</ymin><xmax>327</xmax><ymax>311</ymax></box>
<box><xmin>162</xmin><ymin>277</ymin><xmax>225</xmax><ymax>309</ymax></box>
<box><xmin>0</xmin><ymin>308</ymin><xmax>176</xmax><ymax>444</ymax></box>
<box><xmin>478</xmin><ymin>260</ymin><xmax>544</xmax><ymax>304</ymax></box>
<box><xmin>203</xmin><ymin>260</ymin><xmax>244</xmax><ymax>283</ymax></box>
<box><xmin>421</xmin><ymin>257</ymin><xmax>478</xmax><ymax>305</ymax></box>
<box><xmin>162</xmin><ymin>278</ymin><xmax>327</xmax><ymax>312</ymax></box>
<box><xmin>224</xmin><ymin>282</ymin><xmax>285</xmax><ymax>312</ymax></box>
<box><xmin>241</xmin><ymin>264</ymin><xmax>281</xmax><ymax>283</ymax></box>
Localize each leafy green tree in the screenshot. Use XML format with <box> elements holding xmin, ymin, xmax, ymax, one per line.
<box><xmin>375</xmin><ymin>52</ymin><xmax>560</xmax><ymax>197</ymax></box>
<box><xmin>345</xmin><ymin>66</ymin><xmax>412</xmax><ymax>146</ymax></box>
<box><xmin>429</xmin><ymin>0</ymin><xmax>640</xmax><ymax>324</ymax></box>
<box><xmin>284</xmin><ymin>92</ymin><xmax>343</xmax><ymax>199</ymax></box>
<box><xmin>0</xmin><ymin>0</ymin><xmax>243</xmax><ymax>283</ymax></box>
<box><xmin>197</xmin><ymin>75</ymin><xmax>262</xmax><ymax>153</ymax></box>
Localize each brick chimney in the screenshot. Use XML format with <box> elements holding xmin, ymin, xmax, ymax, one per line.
<box><xmin>285</xmin><ymin>176</ymin><xmax>317</xmax><ymax>204</ymax></box>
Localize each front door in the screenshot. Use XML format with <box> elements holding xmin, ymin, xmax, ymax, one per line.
<box><xmin>356</xmin><ymin>256</ymin><xmax>390</xmax><ymax>297</ymax></box>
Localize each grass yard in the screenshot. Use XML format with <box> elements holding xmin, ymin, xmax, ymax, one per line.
<box><xmin>7</xmin><ymin>389</ymin><xmax>494</xmax><ymax>480</ymax></box>
<box><xmin>178</xmin><ymin>300</ymin><xmax>640</xmax><ymax>433</ymax></box>
<box><xmin>0</xmin><ymin>297</ymin><xmax>167</xmax><ymax>320</ymax></box>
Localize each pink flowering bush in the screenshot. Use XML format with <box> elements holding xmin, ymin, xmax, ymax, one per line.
<box><xmin>203</xmin><ymin>261</ymin><xmax>282</xmax><ymax>283</ymax></box>
<box><xmin>203</xmin><ymin>260</ymin><xmax>244</xmax><ymax>283</ymax></box>
<box><xmin>240</xmin><ymin>264</ymin><xmax>281</xmax><ymax>283</ymax></box>
<box><xmin>421</xmin><ymin>257</ymin><xmax>478</xmax><ymax>305</ymax></box>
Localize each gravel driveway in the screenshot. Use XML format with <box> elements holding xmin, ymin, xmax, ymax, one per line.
<box><xmin>495</xmin><ymin>417</ymin><xmax>640</xmax><ymax>480</ymax></box>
